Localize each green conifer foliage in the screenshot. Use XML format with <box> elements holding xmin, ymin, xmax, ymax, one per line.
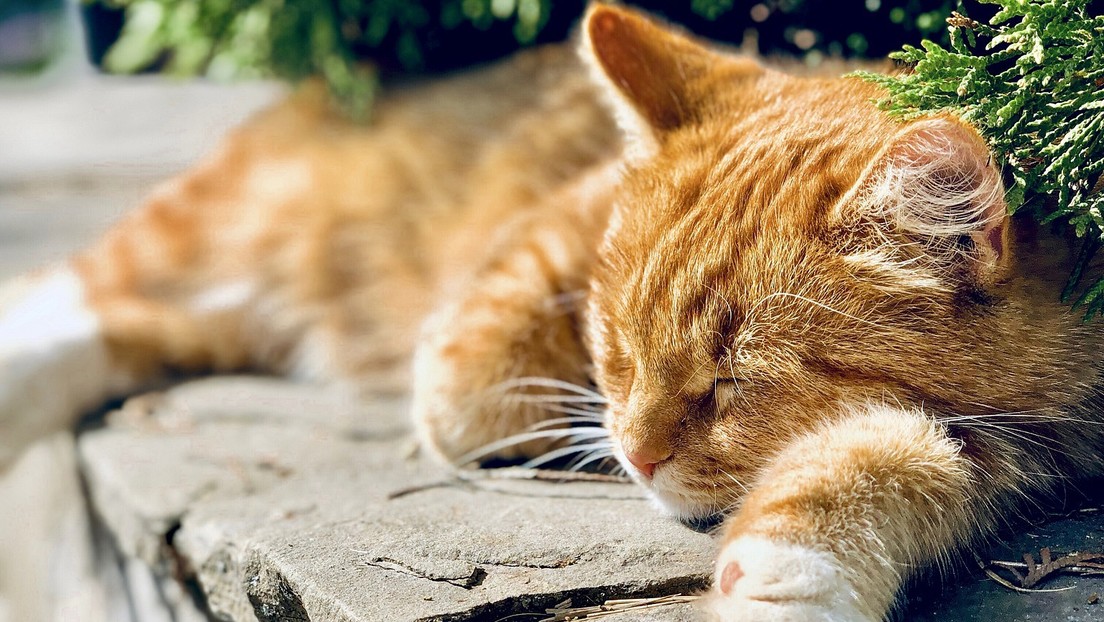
<box><xmin>857</xmin><ymin>0</ymin><xmax>1104</xmax><ymax>317</ymax></box>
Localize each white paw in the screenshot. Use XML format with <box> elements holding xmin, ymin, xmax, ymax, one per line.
<box><xmin>705</xmin><ymin>537</ymin><xmax>875</xmax><ymax>622</ymax></box>
<box><xmin>0</xmin><ymin>269</ymin><xmax>116</xmax><ymax>467</ymax></box>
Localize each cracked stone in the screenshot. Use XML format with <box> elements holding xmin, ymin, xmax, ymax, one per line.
<box><xmin>76</xmin><ymin>376</ymin><xmax>1104</xmax><ymax>621</ymax></box>
<box><xmin>78</xmin><ymin>377</ymin><xmax>716</xmax><ymax>621</ymax></box>
<box><xmin>357</xmin><ymin>555</ymin><xmax>485</xmax><ymax>588</ymax></box>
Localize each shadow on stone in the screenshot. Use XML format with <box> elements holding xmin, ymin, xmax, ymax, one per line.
<box><xmin>245</xmin><ymin>553</ymin><xmax>311</xmax><ymax>622</ymax></box>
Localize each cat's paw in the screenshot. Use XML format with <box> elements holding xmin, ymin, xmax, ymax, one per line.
<box><xmin>704</xmin><ymin>537</ymin><xmax>875</xmax><ymax>622</ymax></box>
<box><xmin>411</xmin><ymin>301</ymin><xmax>561</xmax><ymax>465</ymax></box>
<box><xmin>0</xmin><ymin>269</ymin><xmax>114</xmax><ymax>469</ymax></box>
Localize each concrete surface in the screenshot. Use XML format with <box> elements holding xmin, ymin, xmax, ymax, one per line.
<box><xmin>1</xmin><ymin>71</ymin><xmax>1102</xmax><ymax>622</ymax></box>
<box><xmin>907</xmin><ymin>507</ymin><xmax>1104</xmax><ymax>622</ymax></box>
<box><xmin>79</xmin><ymin>379</ymin><xmax>715</xmax><ymax>622</ymax></box>
<box><xmin>0</xmin><ymin>68</ymin><xmax>282</xmax><ymax>622</ymax></box>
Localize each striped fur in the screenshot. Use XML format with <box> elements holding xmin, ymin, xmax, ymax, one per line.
<box><xmin>1</xmin><ymin>4</ymin><xmax>1101</xmax><ymax>621</ymax></box>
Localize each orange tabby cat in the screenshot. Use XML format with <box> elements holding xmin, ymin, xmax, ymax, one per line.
<box><xmin>2</xmin><ymin>4</ymin><xmax>1102</xmax><ymax>620</ymax></box>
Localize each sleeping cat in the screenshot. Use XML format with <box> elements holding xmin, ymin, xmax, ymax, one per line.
<box><xmin>2</xmin><ymin>3</ymin><xmax>1102</xmax><ymax>620</ymax></box>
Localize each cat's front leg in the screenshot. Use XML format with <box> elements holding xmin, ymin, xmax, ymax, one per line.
<box><xmin>706</xmin><ymin>404</ymin><xmax>988</xmax><ymax>622</ymax></box>
<box><xmin>413</xmin><ymin>169</ymin><xmax>616</xmax><ymax>465</ymax></box>
<box><xmin>413</xmin><ymin>217</ymin><xmax>598</xmax><ymax>464</ymax></box>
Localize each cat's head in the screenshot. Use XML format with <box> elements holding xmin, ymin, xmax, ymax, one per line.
<box><xmin>580</xmin><ymin>5</ymin><xmax>1014</xmax><ymax>519</ymax></box>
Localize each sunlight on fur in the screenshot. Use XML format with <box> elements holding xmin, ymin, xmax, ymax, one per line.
<box><xmin>2</xmin><ymin>3</ymin><xmax>1103</xmax><ymax>621</ymax></box>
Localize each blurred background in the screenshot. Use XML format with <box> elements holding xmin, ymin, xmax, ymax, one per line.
<box><xmin>0</xmin><ymin>1</ymin><xmax>970</xmax><ymax>621</ymax></box>
<box><xmin>3</xmin><ymin>0</ymin><xmax>969</xmax><ymax>114</ymax></box>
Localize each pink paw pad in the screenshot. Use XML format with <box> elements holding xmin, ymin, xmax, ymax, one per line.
<box><xmin>718</xmin><ymin>560</ymin><xmax>744</xmax><ymax>595</ymax></box>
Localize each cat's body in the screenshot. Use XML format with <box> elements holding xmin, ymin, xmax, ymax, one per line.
<box><xmin>2</xmin><ymin>4</ymin><xmax>1102</xmax><ymax>621</ymax></box>
<box><xmin>0</xmin><ymin>43</ymin><xmax>616</xmax><ymax>453</ymax></box>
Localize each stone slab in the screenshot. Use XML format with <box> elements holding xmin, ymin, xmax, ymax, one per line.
<box><xmin>0</xmin><ymin>72</ymin><xmax>281</xmax><ymax>622</ymax></box>
<box><xmin>79</xmin><ymin>376</ymin><xmax>1104</xmax><ymax>622</ymax></box>
<box><xmin>0</xmin><ymin>73</ymin><xmax>283</xmax><ymax>184</ymax></box>
<box><xmin>907</xmin><ymin>507</ymin><xmax>1104</xmax><ymax>621</ymax></box>
<box><xmin>78</xmin><ymin>378</ymin><xmax>715</xmax><ymax>622</ymax></box>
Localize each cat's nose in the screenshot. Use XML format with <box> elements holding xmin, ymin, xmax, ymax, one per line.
<box><xmin>624</xmin><ymin>448</ymin><xmax>670</xmax><ymax>479</ymax></box>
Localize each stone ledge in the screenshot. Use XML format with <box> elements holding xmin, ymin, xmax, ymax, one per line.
<box><xmin>78</xmin><ymin>378</ymin><xmax>716</xmax><ymax>621</ymax></box>
<box><xmin>76</xmin><ymin>377</ymin><xmax>1104</xmax><ymax>621</ymax></box>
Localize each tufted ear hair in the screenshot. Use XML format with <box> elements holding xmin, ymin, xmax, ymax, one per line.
<box><xmin>580</xmin><ymin>3</ymin><xmax>759</xmax><ymax>160</ymax></box>
<box><xmin>849</xmin><ymin>117</ymin><xmax>1010</xmax><ymax>281</ymax></box>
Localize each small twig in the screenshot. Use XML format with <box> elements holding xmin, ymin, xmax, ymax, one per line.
<box><xmin>1022</xmin><ymin>548</ymin><xmax>1104</xmax><ymax>588</ymax></box>
<box><xmin>979</xmin><ymin>548</ymin><xmax>1104</xmax><ymax>592</ymax></box>
<box><xmin>458</xmin><ymin>468</ymin><xmax>631</xmax><ymax>484</ymax></box>
<box><xmin>388</xmin><ymin>468</ymin><xmax>631</xmax><ymax>499</ymax></box>
<box><xmin>990</xmin><ymin>560</ymin><xmax>1104</xmax><ymax>574</ymax></box>
<box><xmin>539</xmin><ymin>594</ymin><xmax>699</xmax><ymax>621</ymax></box>
<box><xmin>980</xmin><ymin>567</ymin><xmax>1073</xmax><ymax>593</ymax></box>
<box><xmin>352</xmin><ymin>551</ymin><xmax>485</xmax><ymax>588</ymax></box>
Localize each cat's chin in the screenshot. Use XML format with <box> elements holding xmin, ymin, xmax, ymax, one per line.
<box><xmin>642</xmin><ymin>481</ymin><xmax>725</xmax><ymax>527</ymax></box>
<box><xmin>613</xmin><ymin>451</ymin><xmax>727</xmax><ymax>523</ymax></box>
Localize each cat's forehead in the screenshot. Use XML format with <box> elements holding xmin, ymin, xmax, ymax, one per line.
<box><xmin>595</xmin><ymin>75</ymin><xmax>922</xmax><ymax>356</ymax></box>
<box><xmin>618</xmin><ymin>78</ymin><xmax>897</xmax><ymax>217</ymax></box>
<box><xmin>614</xmin><ymin>225</ymin><xmax>816</xmax><ymax>319</ymax></box>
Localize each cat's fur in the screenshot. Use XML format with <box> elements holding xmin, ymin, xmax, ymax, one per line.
<box><xmin>2</xmin><ymin>4</ymin><xmax>1102</xmax><ymax>620</ymax></box>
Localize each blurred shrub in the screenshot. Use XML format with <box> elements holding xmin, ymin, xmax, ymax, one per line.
<box><xmin>88</xmin><ymin>0</ymin><xmax>958</xmax><ymax>116</ymax></box>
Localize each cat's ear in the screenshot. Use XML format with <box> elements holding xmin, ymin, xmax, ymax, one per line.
<box><xmin>846</xmin><ymin>118</ymin><xmax>1010</xmax><ymax>281</ymax></box>
<box><xmin>581</xmin><ymin>4</ymin><xmax>757</xmax><ymax>160</ymax></box>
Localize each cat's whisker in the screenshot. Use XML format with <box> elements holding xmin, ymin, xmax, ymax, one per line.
<box><xmin>456</xmin><ymin>427</ymin><xmax>612</xmax><ymax>465</ymax></box>
<box><xmin>507</xmin><ymin>394</ymin><xmax>609</xmax><ymax>404</ymax></box>
<box><xmin>495</xmin><ymin>393</ymin><xmax>605</xmax><ymax>417</ymax></box>
<box><xmin>568</xmin><ymin>445</ymin><xmax>614</xmax><ymax>458</ymax></box>
<box><xmin>521</xmin><ymin>441</ymin><xmax>614</xmax><ymax>469</ymax></box>
<box><xmin>961</xmin><ymin>400</ymin><xmax>1051</xmax><ymax>414</ymax></box>
<box><xmin>721</xmin><ymin>469</ymin><xmax>750</xmax><ymax>495</ymax></box>
<box><xmin>943</xmin><ymin>411</ymin><xmax>1104</xmax><ymax>426</ymax></box>
<box><xmin>526</xmin><ymin>416</ymin><xmax>605</xmax><ymax>431</ymax></box>
<box><xmin>564</xmin><ymin>444</ymin><xmax>616</xmax><ymax>470</ymax></box>
<box><xmin>943</xmin><ymin>413</ymin><xmax>1050</xmax><ymax>433</ymax></box>
<box><xmin>569</xmin><ymin>455</ymin><xmax>622</xmax><ymax>475</ymax></box>
<box><xmin>946</xmin><ymin>418</ymin><xmax>1060</xmax><ymax>453</ymax></box>
<box><xmin>749</xmin><ymin>291</ymin><xmax>887</xmax><ymax>330</ymax></box>
<box><xmin>561</xmin><ymin>427</ymin><xmax>611</xmax><ymax>440</ymax></box>
<box><xmin>531</xmin><ymin>402</ymin><xmax>606</xmax><ymax>417</ymax></box>
<box><xmin>943</xmin><ymin>413</ymin><xmax>1055</xmax><ymax>425</ymax></box>
<box><xmin>492</xmin><ymin>376</ymin><xmax>606</xmax><ymax>400</ymax></box>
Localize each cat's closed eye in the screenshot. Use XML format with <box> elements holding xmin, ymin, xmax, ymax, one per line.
<box><xmin>701</xmin><ymin>376</ymin><xmax>748</xmax><ymax>407</ymax></box>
